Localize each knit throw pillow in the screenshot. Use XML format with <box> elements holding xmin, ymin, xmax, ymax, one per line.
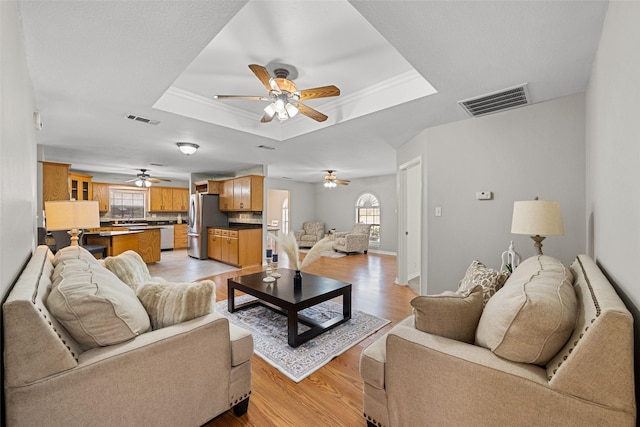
<box><xmin>104</xmin><ymin>250</ymin><xmax>153</xmax><ymax>291</ymax></box>
<box><xmin>458</xmin><ymin>260</ymin><xmax>510</xmax><ymax>306</ymax></box>
<box><xmin>136</xmin><ymin>280</ymin><xmax>216</xmax><ymax>330</ymax></box>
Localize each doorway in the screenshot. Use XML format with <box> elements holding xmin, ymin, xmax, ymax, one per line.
<box><xmin>267</xmin><ymin>188</ymin><xmax>290</xmax><ymax>234</ymax></box>
<box><xmin>398</xmin><ymin>157</ymin><xmax>422</xmax><ymax>294</ymax></box>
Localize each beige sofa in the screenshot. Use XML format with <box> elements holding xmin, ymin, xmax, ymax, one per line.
<box><xmin>360</xmin><ymin>254</ymin><xmax>636</xmax><ymax>426</ymax></box>
<box><xmin>3</xmin><ymin>245</ymin><xmax>253</xmax><ymax>426</ymax></box>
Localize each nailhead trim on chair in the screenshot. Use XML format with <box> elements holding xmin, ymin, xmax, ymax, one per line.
<box><xmin>547</xmin><ymin>257</ymin><xmax>600</xmax><ymax>381</ymax></box>
<box><xmin>37</xmin><ymin>303</ymin><xmax>78</xmax><ymax>361</ymax></box>
<box><xmin>364</xmin><ymin>412</ymin><xmax>386</xmax><ymax>427</ymax></box>
<box><xmin>229</xmin><ymin>391</ymin><xmax>251</xmax><ymax>407</ymax></box>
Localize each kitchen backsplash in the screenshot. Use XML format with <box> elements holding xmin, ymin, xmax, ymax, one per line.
<box><xmin>228</xmin><ymin>212</ymin><xmax>263</xmax><ymax>224</ymax></box>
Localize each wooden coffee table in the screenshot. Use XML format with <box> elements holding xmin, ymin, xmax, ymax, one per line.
<box><xmin>228</xmin><ymin>269</ymin><xmax>352</xmax><ymax>347</ymax></box>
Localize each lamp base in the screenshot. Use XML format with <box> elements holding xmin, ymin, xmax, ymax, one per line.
<box><xmin>530</xmin><ymin>235</ymin><xmax>546</xmax><ymax>255</ymax></box>
<box><xmin>68</xmin><ymin>228</ymin><xmax>82</xmax><ymax>247</ymax></box>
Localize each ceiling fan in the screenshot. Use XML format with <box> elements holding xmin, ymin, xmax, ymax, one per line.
<box><xmin>213</xmin><ymin>64</ymin><xmax>340</xmax><ymax>123</ymax></box>
<box><xmin>125</xmin><ymin>169</ymin><xmax>171</xmax><ymax>187</ymax></box>
<box><xmin>323</xmin><ymin>170</ymin><xmax>350</xmax><ymax>188</ymax></box>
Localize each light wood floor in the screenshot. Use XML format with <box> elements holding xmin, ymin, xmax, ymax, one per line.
<box><xmin>153</xmin><ymin>249</ymin><xmax>417</xmax><ymax>427</ymax></box>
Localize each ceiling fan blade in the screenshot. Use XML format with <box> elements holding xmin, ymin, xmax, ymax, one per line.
<box><xmin>336</xmin><ymin>179</ymin><xmax>350</xmax><ymax>185</ymax></box>
<box><xmin>147</xmin><ymin>178</ymin><xmax>171</xmax><ymax>183</ymax></box>
<box><xmin>299</xmin><ymin>85</ymin><xmax>340</xmax><ymax>100</ymax></box>
<box><xmin>248</xmin><ymin>64</ymin><xmax>272</xmax><ymax>92</ymax></box>
<box><xmin>297</xmin><ymin>103</ymin><xmax>328</xmax><ymax>122</ymax></box>
<box><xmin>124</xmin><ymin>178</ymin><xmax>137</xmax><ymax>183</ymax></box>
<box><xmin>213</xmin><ymin>95</ymin><xmax>268</xmax><ymax>101</ymax></box>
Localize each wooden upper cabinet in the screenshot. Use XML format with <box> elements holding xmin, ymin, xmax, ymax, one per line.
<box><xmin>220</xmin><ymin>180</ymin><xmax>234</xmax><ymax>211</ymax></box>
<box><xmin>69</xmin><ymin>172</ymin><xmax>92</xmax><ymax>201</ymax></box>
<box><xmin>172</xmin><ymin>188</ymin><xmax>189</xmax><ymax>212</ymax></box>
<box><xmin>148</xmin><ymin>186</ymin><xmax>189</xmax><ymax>212</ymax></box>
<box><xmin>194</xmin><ymin>180</ymin><xmax>221</xmax><ymax>195</ymax></box>
<box><xmin>92</xmin><ymin>182</ymin><xmax>111</xmax><ymax>212</ymax></box>
<box><xmin>42</xmin><ymin>161</ymin><xmax>70</xmax><ymax>206</ymax></box>
<box><xmin>220</xmin><ymin>175</ymin><xmax>264</xmax><ymax>212</ymax></box>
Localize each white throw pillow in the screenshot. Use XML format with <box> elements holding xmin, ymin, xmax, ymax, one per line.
<box><xmin>104</xmin><ymin>250</ymin><xmax>154</xmax><ymax>291</ymax></box>
<box><xmin>136</xmin><ymin>280</ymin><xmax>216</xmax><ymax>330</ymax></box>
<box><xmin>47</xmin><ymin>262</ymin><xmax>151</xmax><ymax>350</ymax></box>
<box><xmin>475</xmin><ymin>255</ymin><xmax>577</xmax><ymax>365</ymax></box>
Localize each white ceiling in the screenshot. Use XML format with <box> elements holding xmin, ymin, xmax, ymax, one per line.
<box><xmin>18</xmin><ymin>0</ymin><xmax>608</xmax><ymax>184</ymax></box>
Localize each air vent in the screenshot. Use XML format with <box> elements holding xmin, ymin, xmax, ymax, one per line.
<box><xmin>149</xmin><ymin>163</ymin><xmax>166</xmax><ymax>167</ymax></box>
<box><xmin>125</xmin><ymin>114</ymin><xmax>160</xmax><ymax>125</ymax></box>
<box><xmin>258</xmin><ymin>145</ymin><xmax>276</xmax><ymax>150</ymax></box>
<box><xmin>458</xmin><ymin>84</ymin><xmax>530</xmax><ymax>117</ymax></box>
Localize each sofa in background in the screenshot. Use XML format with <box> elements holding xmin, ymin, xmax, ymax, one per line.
<box><xmin>360</xmin><ymin>254</ymin><xmax>636</xmax><ymax>426</ymax></box>
<box><xmin>3</xmin><ymin>245</ymin><xmax>253</xmax><ymax>426</ymax></box>
<box><xmin>333</xmin><ymin>223</ymin><xmax>372</xmax><ymax>254</ymax></box>
<box><xmin>294</xmin><ymin>221</ymin><xmax>325</xmax><ymax>248</ymax></box>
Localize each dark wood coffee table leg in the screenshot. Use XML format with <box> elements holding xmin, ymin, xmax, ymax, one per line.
<box><xmin>343</xmin><ymin>287</ymin><xmax>352</xmax><ymax>320</ymax></box>
<box><xmin>227</xmin><ymin>280</ymin><xmax>236</xmax><ymax>313</ymax></box>
<box><xmin>287</xmin><ymin>309</ymin><xmax>299</xmax><ymax>347</ymax></box>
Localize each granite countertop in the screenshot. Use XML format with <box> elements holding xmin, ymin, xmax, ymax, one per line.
<box><xmin>85</xmin><ymin>230</ymin><xmax>144</xmax><ymax>237</ymax></box>
<box><xmin>209</xmin><ymin>224</ymin><xmax>262</xmax><ymax>231</ymax></box>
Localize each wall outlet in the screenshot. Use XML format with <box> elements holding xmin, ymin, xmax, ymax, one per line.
<box><xmin>476</xmin><ymin>191</ymin><xmax>493</xmax><ymax>200</ymax></box>
<box><xmin>435</xmin><ymin>207</ymin><xmax>442</xmax><ymax>217</ymax></box>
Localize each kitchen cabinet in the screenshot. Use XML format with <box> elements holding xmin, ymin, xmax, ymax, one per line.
<box><xmin>92</xmin><ymin>182</ymin><xmax>111</xmax><ymax>212</ymax></box>
<box><xmin>174</xmin><ymin>224</ymin><xmax>188</xmax><ymax>249</ymax></box>
<box><xmin>148</xmin><ymin>187</ymin><xmax>189</xmax><ymax>212</ymax></box>
<box><xmin>220</xmin><ymin>180</ymin><xmax>234</xmax><ymax>211</ymax></box>
<box><xmin>42</xmin><ymin>161</ymin><xmax>70</xmax><ymax>206</ymax></box>
<box><xmin>219</xmin><ymin>175</ymin><xmax>264</xmax><ymax>212</ymax></box>
<box><xmin>208</xmin><ymin>227</ymin><xmax>261</xmax><ymax>267</ymax></box>
<box><xmin>194</xmin><ymin>180</ymin><xmax>222</xmax><ymax>195</ymax></box>
<box><xmin>69</xmin><ymin>172</ymin><xmax>92</xmax><ymax>201</ymax></box>
<box><xmin>137</xmin><ymin>229</ymin><xmax>161</xmax><ymax>263</ymax></box>
<box><xmin>172</xmin><ymin>188</ymin><xmax>189</xmax><ymax>212</ymax></box>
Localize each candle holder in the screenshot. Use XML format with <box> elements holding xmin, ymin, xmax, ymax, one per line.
<box><xmin>271</xmin><ymin>253</ymin><xmax>281</xmax><ymax>278</ymax></box>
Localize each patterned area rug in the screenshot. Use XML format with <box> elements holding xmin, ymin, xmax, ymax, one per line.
<box><xmin>216</xmin><ymin>295</ymin><xmax>389</xmax><ymax>382</ymax></box>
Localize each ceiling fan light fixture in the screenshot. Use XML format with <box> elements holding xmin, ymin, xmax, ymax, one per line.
<box><xmin>285</xmin><ymin>103</ymin><xmax>298</xmax><ymax>117</ymax></box>
<box><xmin>324</xmin><ymin>180</ymin><xmax>337</xmax><ymax>188</ymax></box>
<box><xmin>135</xmin><ymin>179</ymin><xmax>143</xmax><ymax>187</ymax></box>
<box><xmin>177</xmin><ymin>142</ymin><xmax>199</xmax><ymax>155</ymax></box>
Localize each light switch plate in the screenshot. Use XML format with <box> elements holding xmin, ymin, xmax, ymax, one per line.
<box><xmin>476</xmin><ymin>191</ymin><xmax>493</xmax><ymax>200</ymax></box>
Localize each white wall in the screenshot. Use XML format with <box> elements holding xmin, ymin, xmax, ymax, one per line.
<box><xmin>399</xmin><ymin>94</ymin><xmax>586</xmax><ymax>295</ymax></box>
<box><xmin>585</xmin><ymin>0</ymin><xmax>640</xmax><ymax>399</ymax></box>
<box><xmin>314</xmin><ymin>174</ymin><xmax>397</xmax><ymax>253</ymax></box>
<box><xmin>1</xmin><ymin>1</ymin><xmax>38</xmax><ymax>298</ymax></box>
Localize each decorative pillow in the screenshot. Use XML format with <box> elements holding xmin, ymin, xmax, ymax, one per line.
<box><xmin>475</xmin><ymin>255</ymin><xmax>577</xmax><ymax>365</ymax></box>
<box><xmin>52</xmin><ymin>245</ymin><xmax>100</xmax><ymax>267</ymax></box>
<box><xmin>136</xmin><ymin>280</ymin><xmax>216</xmax><ymax>330</ymax></box>
<box><xmin>458</xmin><ymin>260</ymin><xmax>510</xmax><ymax>306</ymax></box>
<box><xmin>104</xmin><ymin>250</ymin><xmax>154</xmax><ymax>291</ymax></box>
<box><xmin>47</xmin><ymin>262</ymin><xmax>151</xmax><ymax>350</ymax></box>
<box><xmin>411</xmin><ymin>285</ymin><xmax>484</xmax><ymax>344</ymax></box>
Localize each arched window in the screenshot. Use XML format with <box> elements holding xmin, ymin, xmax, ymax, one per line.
<box><xmin>355</xmin><ymin>193</ymin><xmax>380</xmax><ymax>245</ymax></box>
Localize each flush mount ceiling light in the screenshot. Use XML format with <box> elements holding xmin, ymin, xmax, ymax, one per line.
<box><xmin>177</xmin><ymin>142</ymin><xmax>199</xmax><ymax>155</ymax></box>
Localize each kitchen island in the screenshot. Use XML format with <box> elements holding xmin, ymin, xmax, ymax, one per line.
<box><xmin>85</xmin><ymin>228</ymin><xmax>161</xmax><ymax>264</ymax></box>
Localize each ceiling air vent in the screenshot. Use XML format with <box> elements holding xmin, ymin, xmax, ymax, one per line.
<box><xmin>458</xmin><ymin>84</ymin><xmax>530</xmax><ymax>117</ymax></box>
<box><xmin>125</xmin><ymin>114</ymin><xmax>160</xmax><ymax>125</ymax></box>
<box><xmin>257</xmin><ymin>145</ymin><xmax>276</xmax><ymax>150</ymax></box>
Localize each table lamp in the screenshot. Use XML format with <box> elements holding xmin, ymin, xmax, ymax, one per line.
<box><xmin>511</xmin><ymin>199</ymin><xmax>564</xmax><ymax>255</ymax></box>
<box><xmin>44</xmin><ymin>200</ymin><xmax>100</xmax><ymax>246</ymax></box>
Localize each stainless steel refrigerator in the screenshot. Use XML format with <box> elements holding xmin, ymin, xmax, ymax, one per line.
<box><xmin>187</xmin><ymin>193</ymin><xmax>229</xmax><ymax>259</ymax></box>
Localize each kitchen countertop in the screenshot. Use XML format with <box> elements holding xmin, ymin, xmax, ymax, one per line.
<box><xmin>85</xmin><ymin>230</ymin><xmax>144</xmax><ymax>237</ymax></box>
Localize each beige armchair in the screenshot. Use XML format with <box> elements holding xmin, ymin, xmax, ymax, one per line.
<box><xmin>294</xmin><ymin>221</ymin><xmax>325</xmax><ymax>248</ymax></box>
<box><xmin>333</xmin><ymin>223</ymin><xmax>371</xmax><ymax>254</ymax></box>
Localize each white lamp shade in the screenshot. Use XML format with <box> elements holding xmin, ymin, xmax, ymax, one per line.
<box><xmin>511</xmin><ymin>200</ymin><xmax>564</xmax><ymax>236</ymax></box>
<box><xmin>44</xmin><ymin>200</ymin><xmax>100</xmax><ymax>231</ymax></box>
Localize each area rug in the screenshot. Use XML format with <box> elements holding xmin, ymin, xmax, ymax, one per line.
<box><xmin>216</xmin><ymin>295</ymin><xmax>389</xmax><ymax>382</ymax></box>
